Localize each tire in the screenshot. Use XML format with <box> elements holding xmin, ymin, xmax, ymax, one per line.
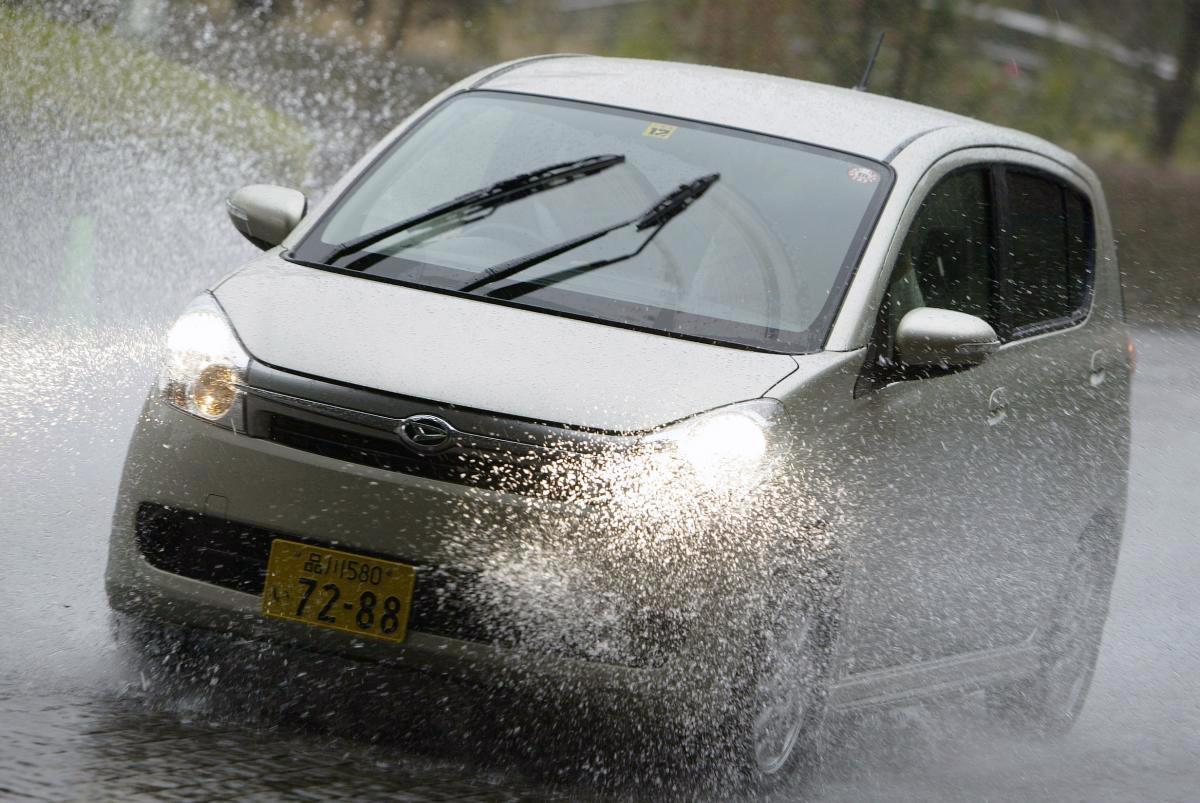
<box><xmin>111</xmin><ymin>612</ymin><xmax>218</xmax><ymax>690</ymax></box>
<box><xmin>987</xmin><ymin>522</ymin><xmax>1118</xmax><ymax>736</ymax></box>
<box><xmin>710</xmin><ymin>575</ymin><xmax>842</xmax><ymax>796</ymax></box>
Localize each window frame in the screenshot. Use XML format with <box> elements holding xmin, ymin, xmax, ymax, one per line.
<box><xmin>857</xmin><ymin>156</ymin><xmax>1098</xmax><ymax>393</ymax></box>
<box><xmin>870</xmin><ymin>163</ymin><xmax>1000</xmax><ymax>367</ymax></box>
<box><xmin>994</xmin><ymin>165</ymin><xmax>1097</xmax><ymax>342</ymax></box>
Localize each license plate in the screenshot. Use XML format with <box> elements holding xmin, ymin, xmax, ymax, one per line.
<box><xmin>261</xmin><ymin>540</ymin><xmax>416</xmax><ymax>644</ymax></box>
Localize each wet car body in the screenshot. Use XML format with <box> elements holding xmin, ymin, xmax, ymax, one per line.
<box><xmin>107</xmin><ymin>56</ymin><xmax>1131</xmax><ymax>785</ymax></box>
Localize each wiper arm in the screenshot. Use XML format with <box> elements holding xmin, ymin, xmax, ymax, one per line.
<box><xmin>459</xmin><ymin>172</ymin><xmax>719</xmax><ymax>294</ymax></box>
<box><xmin>323</xmin><ymin>153</ymin><xmax>625</xmax><ymax>264</ymax></box>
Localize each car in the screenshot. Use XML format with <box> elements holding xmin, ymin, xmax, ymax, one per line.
<box><xmin>106</xmin><ymin>54</ymin><xmax>1131</xmax><ymax>791</ymax></box>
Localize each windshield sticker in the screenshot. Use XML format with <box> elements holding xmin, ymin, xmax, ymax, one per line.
<box><xmin>643</xmin><ymin>122</ymin><xmax>678</xmax><ymax>139</ymax></box>
<box><xmin>847</xmin><ymin>166</ymin><xmax>880</xmax><ymax>184</ymax></box>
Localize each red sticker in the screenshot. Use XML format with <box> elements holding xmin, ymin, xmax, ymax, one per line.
<box><xmin>848</xmin><ymin>166</ymin><xmax>880</xmax><ymax>184</ymax></box>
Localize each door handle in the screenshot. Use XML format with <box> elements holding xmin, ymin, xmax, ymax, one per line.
<box><xmin>1090</xmin><ymin>350</ymin><xmax>1108</xmax><ymax>386</ymax></box>
<box><xmin>987</xmin><ymin>386</ymin><xmax>1008</xmax><ymax>426</ymax></box>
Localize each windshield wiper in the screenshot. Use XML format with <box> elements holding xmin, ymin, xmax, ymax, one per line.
<box><xmin>458</xmin><ymin>172</ymin><xmax>720</xmax><ymax>295</ymax></box>
<box><xmin>323</xmin><ymin>153</ymin><xmax>625</xmax><ymax>264</ymax></box>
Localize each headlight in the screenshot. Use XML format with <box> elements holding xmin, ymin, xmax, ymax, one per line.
<box><xmin>647</xmin><ymin>399</ymin><xmax>782</xmax><ymax>487</ymax></box>
<box><xmin>158</xmin><ymin>293</ymin><xmax>250</xmax><ymax>428</ymax></box>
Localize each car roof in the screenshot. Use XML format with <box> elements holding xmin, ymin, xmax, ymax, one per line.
<box><xmin>474</xmin><ymin>54</ymin><xmax>1071</xmax><ymax>165</ymax></box>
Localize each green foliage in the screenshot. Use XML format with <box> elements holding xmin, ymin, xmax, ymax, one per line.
<box><xmin>586</xmin><ymin>0</ymin><xmax>1200</xmax><ymax>165</ymax></box>
<box><xmin>608</xmin><ymin>2</ymin><xmax>684</xmax><ymax>63</ymax></box>
<box><xmin>0</xmin><ymin>5</ymin><xmax>311</xmax><ymax>183</ymax></box>
<box><xmin>1097</xmin><ymin>159</ymin><xmax>1200</xmax><ymax>323</ymax></box>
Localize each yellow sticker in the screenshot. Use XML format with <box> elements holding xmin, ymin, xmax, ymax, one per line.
<box><xmin>642</xmin><ymin>122</ymin><xmax>678</xmax><ymax>140</ymax></box>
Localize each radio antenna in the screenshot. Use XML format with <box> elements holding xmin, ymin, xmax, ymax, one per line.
<box><xmin>853</xmin><ymin>32</ymin><xmax>886</xmax><ymax>92</ymax></box>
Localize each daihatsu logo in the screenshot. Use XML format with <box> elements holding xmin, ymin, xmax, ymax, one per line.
<box><xmin>396</xmin><ymin>415</ymin><xmax>454</xmax><ymax>454</ymax></box>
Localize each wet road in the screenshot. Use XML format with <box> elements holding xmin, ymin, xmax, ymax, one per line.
<box><xmin>0</xmin><ymin>686</ymin><xmax>575</xmax><ymax>802</ymax></box>
<box><xmin>1</xmin><ymin>321</ymin><xmax>1197</xmax><ymax>801</ymax></box>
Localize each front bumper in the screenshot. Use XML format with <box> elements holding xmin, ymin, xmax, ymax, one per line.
<box><xmin>105</xmin><ymin>391</ymin><xmax>783</xmax><ymax>719</ymax></box>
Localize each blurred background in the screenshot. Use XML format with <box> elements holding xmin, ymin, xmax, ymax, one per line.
<box><xmin>6</xmin><ymin>0</ymin><xmax>1200</xmax><ymax>326</ymax></box>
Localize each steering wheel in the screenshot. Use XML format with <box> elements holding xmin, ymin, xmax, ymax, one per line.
<box><xmin>679</xmin><ymin>234</ymin><xmax>783</xmax><ymax>339</ymax></box>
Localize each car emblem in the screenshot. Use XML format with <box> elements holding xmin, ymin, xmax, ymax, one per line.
<box><xmin>396</xmin><ymin>414</ymin><xmax>455</xmax><ymax>454</ymax></box>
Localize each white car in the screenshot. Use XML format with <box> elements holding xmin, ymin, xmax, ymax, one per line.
<box><xmin>107</xmin><ymin>55</ymin><xmax>1131</xmax><ymax>790</ymax></box>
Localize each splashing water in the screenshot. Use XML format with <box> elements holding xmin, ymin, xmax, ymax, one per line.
<box><xmin>0</xmin><ymin>0</ymin><xmax>442</xmax><ymax>687</ymax></box>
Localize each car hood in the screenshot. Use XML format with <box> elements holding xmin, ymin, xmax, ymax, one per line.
<box><xmin>214</xmin><ymin>256</ymin><xmax>799</xmax><ymax>432</ymax></box>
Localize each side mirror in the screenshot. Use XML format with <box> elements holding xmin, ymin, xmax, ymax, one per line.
<box><xmin>894</xmin><ymin>307</ymin><xmax>1000</xmax><ymax>371</ymax></box>
<box><xmin>226</xmin><ymin>184</ymin><xmax>307</xmax><ymax>250</ymax></box>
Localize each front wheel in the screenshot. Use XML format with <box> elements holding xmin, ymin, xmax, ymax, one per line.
<box><xmin>750</xmin><ymin>609</ymin><xmax>828</xmax><ymax>784</ymax></box>
<box><xmin>987</xmin><ymin>529</ymin><xmax>1116</xmax><ymax>735</ymax></box>
<box><xmin>111</xmin><ymin>613</ymin><xmax>193</xmax><ymax>684</ymax></box>
<box><xmin>711</xmin><ymin>589</ymin><xmax>840</xmax><ymax>795</ymax></box>
<box><xmin>111</xmin><ymin>612</ymin><xmax>236</xmax><ymax>694</ymax></box>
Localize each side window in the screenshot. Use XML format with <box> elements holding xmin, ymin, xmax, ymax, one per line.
<box><xmin>1001</xmin><ymin>171</ymin><xmax>1094</xmax><ymax>335</ymax></box>
<box><xmin>1064</xmin><ymin>190</ymin><xmax>1095</xmax><ymax>312</ymax></box>
<box><xmin>881</xmin><ymin>168</ymin><xmax>995</xmax><ymax>357</ymax></box>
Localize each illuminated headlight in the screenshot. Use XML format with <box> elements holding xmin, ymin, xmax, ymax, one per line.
<box><xmin>158</xmin><ymin>293</ymin><xmax>249</xmax><ymax>428</ymax></box>
<box><xmin>647</xmin><ymin>399</ymin><xmax>782</xmax><ymax>487</ymax></box>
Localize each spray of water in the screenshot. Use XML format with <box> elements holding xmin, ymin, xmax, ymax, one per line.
<box><xmin>0</xmin><ymin>0</ymin><xmax>439</xmax><ymax>687</ymax></box>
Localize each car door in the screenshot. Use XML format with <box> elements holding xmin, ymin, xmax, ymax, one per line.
<box><xmin>987</xmin><ymin>163</ymin><xmax>1115</xmax><ymax>612</ymax></box>
<box><xmin>840</xmin><ymin>162</ymin><xmax>1050</xmax><ymax>679</ymax></box>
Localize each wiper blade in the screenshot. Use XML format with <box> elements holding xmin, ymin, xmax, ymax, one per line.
<box><xmin>634</xmin><ymin>172</ymin><xmax>720</xmax><ymax>230</ymax></box>
<box><xmin>459</xmin><ymin>173</ymin><xmax>719</xmax><ymax>294</ymax></box>
<box><xmin>324</xmin><ymin>153</ymin><xmax>625</xmax><ymax>264</ymax></box>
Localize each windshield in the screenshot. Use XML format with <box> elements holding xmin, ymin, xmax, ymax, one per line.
<box><xmin>290</xmin><ymin>91</ymin><xmax>892</xmax><ymax>352</ymax></box>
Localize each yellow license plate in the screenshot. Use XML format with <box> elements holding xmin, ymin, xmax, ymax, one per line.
<box><xmin>261</xmin><ymin>540</ymin><xmax>416</xmax><ymax>644</ymax></box>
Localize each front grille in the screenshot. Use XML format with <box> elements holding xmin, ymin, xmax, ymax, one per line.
<box><xmin>265</xmin><ymin>413</ymin><xmax>535</xmax><ymax>492</ymax></box>
<box><xmin>134</xmin><ymin>503</ymin><xmax>497</xmax><ymax>645</ymax></box>
<box><xmin>242</xmin><ymin>386</ymin><xmax>610</xmax><ymax>500</ymax></box>
<box><xmin>240</xmin><ymin>362</ymin><xmax>640</xmax><ymax>500</ymax></box>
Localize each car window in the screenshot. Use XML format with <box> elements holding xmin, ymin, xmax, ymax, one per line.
<box><xmin>1000</xmin><ymin>171</ymin><xmax>1094</xmax><ymax>335</ymax></box>
<box><xmin>881</xmin><ymin>168</ymin><xmax>996</xmax><ymax>359</ymax></box>
<box><xmin>1065</xmin><ymin>189</ymin><xmax>1095</xmax><ymax>312</ymax></box>
<box><xmin>290</xmin><ymin>91</ymin><xmax>893</xmax><ymax>353</ymax></box>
